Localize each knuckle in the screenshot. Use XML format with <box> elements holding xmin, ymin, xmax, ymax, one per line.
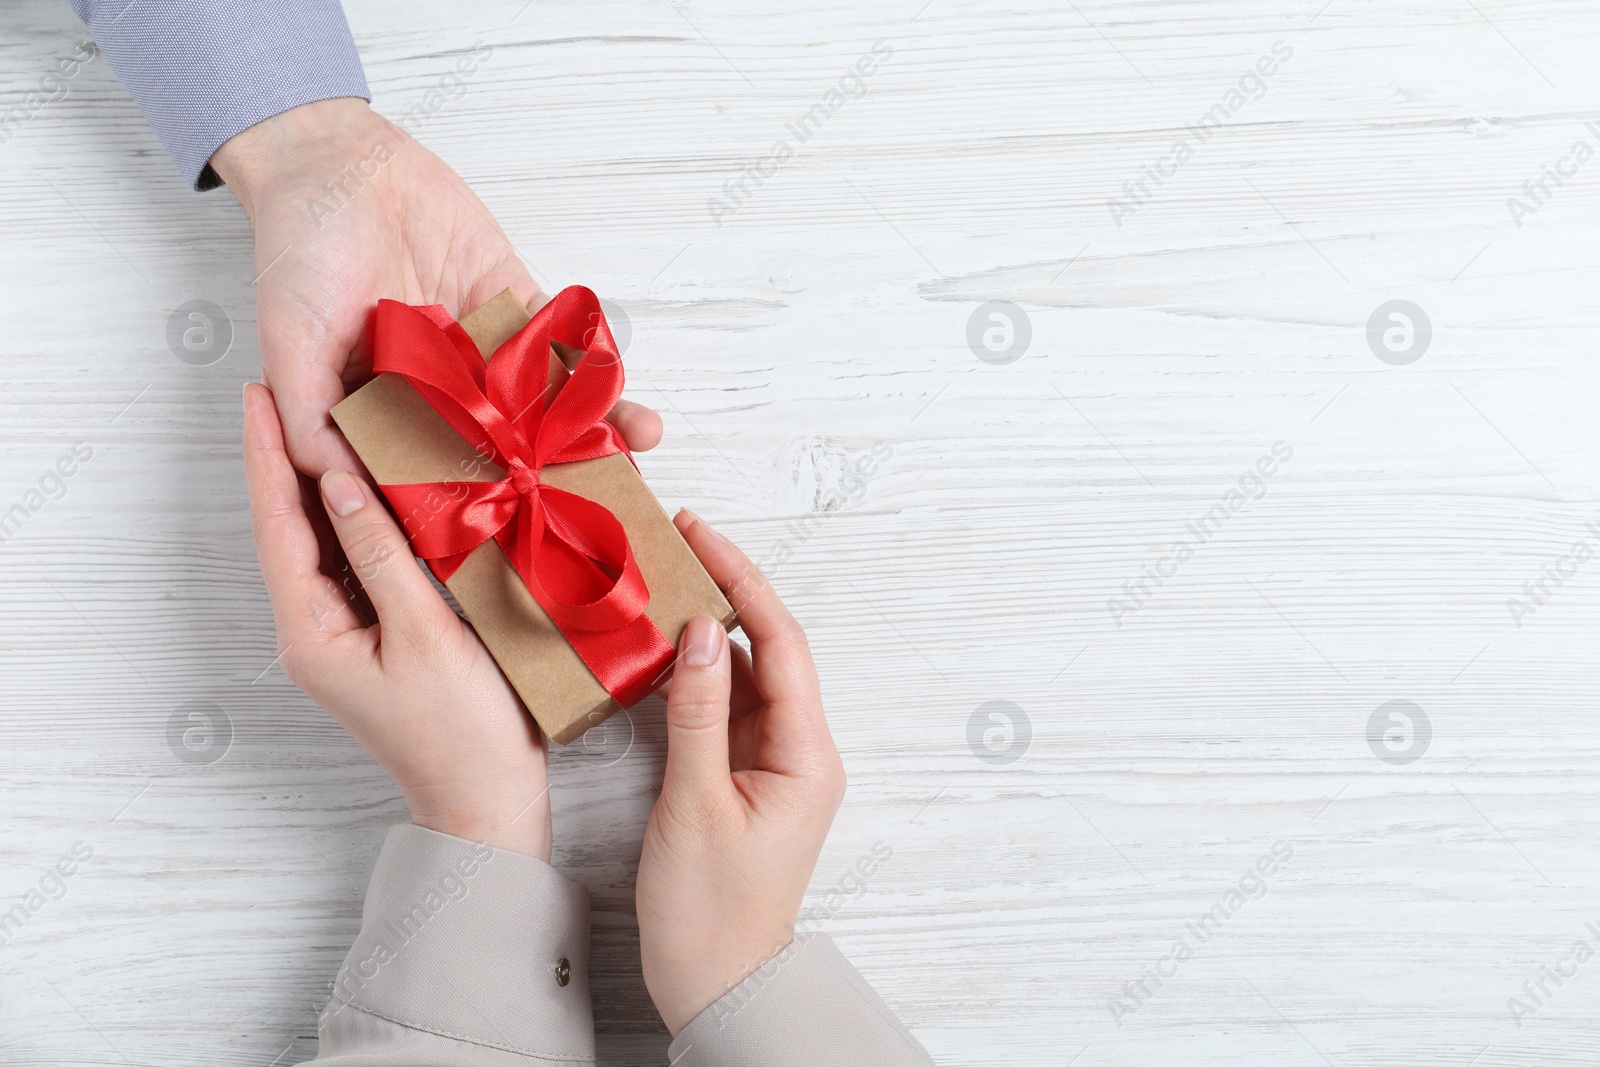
<box><xmin>399</xmin><ymin>609</ymin><xmax>456</xmax><ymax>654</ymax></box>
<box><xmin>727</xmin><ymin>564</ymin><xmax>770</xmax><ymax>606</ymax></box>
<box><xmin>663</xmin><ymin>786</ymin><xmax>730</xmax><ymax>834</ymax></box>
<box><xmin>773</xmin><ymin>617</ymin><xmax>810</xmax><ymax>652</ymax></box>
<box><xmin>341</xmin><ymin>523</ymin><xmax>402</xmax><ymax>581</ymax></box>
<box><xmin>250</xmin><ymin>497</ymin><xmax>301</xmax><ymax>544</ymax></box>
<box><xmin>670</xmin><ymin>690</ymin><xmax>727</xmax><ymax>730</ymax></box>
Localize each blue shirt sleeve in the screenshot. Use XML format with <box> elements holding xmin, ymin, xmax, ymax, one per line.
<box><xmin>68</xmin><ymin>0</ymin><xmax>371</xmax><ymax>190</ymax></box>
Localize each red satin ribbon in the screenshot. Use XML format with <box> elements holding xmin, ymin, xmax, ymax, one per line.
<box><xmin>371</xmin><ymin>286</ymin><xmax>673</xmax><ymax>709</ymax></box>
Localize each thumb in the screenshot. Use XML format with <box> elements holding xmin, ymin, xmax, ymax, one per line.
<box><xmin>663</xmin><ymin>616</ymin><xmax>733</xmax><ymax>799</ymax></box>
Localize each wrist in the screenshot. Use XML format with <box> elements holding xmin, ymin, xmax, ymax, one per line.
<box><xmin>210</xmin><ymin>97</ymin><xmax>389</xmax><ymax>218</ymax></box>
<box><xmin>406</xmin><ymin>791</ymin><xmax>552</xmax><ymax>863</ymax></box>
<box><xmin>648</xmin><ymin>930</ymin><xmax>798</xmax><ymax>1035</ymax></box>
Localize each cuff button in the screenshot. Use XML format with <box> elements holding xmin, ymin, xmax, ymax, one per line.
<box><xmin>555</xmin><ymin>957</ymin><xmax>571</xmax><ymax>987</ymax></box>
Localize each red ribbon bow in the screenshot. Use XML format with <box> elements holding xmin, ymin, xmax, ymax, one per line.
<box><xmin>371</xmin><ymin>286</ymin><xmax>673</xmax><ymax>708</ymax></box>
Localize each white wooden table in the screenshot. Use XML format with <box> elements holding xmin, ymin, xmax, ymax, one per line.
<box><xmin>4</xmin><ymin>0</ymin><xmax>1599</xmax><ymax>1063</ymax></box>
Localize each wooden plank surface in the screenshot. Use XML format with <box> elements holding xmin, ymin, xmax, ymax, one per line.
<box><xmin>3</xmin><ymin>0</ymin><xmax>1600</xmax><ymax>1063</ymax></box>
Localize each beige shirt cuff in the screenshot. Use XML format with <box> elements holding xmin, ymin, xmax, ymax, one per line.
<box><xmin>667</xmin><ymin>933</ymin><xmax>933</xmax><ymax>1067</ymax></box>
<box><xmin>314</xmin><ymin>824</ymin><xmax>594</xmax><ymax>1066</ymax></box>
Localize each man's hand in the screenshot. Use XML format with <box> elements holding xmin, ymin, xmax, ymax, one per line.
<box><xmin>213</xmin><ymin>98</ymin><xmax>662</xmax><ymax>477</ymax></box>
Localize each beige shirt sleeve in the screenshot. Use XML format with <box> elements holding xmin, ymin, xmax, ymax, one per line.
<box><xmin>304</xmin><ymin>823</ymin><xmax>594</xmax><ymax>1066</ymax></box>
<box><xmin>300</xmin><ymin>824</ymin><xmax>931</xmax><ymax>1066</ymax></box>
<box><xmin>668</xmin><ymin>933</ymin><xmax>935</xmax><ymax>1067</ymax></box>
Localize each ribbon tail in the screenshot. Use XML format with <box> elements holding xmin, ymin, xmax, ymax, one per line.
<box><xmin>495</xmin><ymin>490</ymin><xmax>675</xmax><ymax>708</ymax></box>
<box><xmin>566</xmin><ymin>619</ymin><xmax>676</xmax><ymax>709</ymax></box>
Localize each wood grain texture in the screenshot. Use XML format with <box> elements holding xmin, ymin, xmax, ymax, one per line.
<box><xmin>3</xmin><ymin>0</ymin><xmax>1600</xmax><ymax>1063</ymax></box>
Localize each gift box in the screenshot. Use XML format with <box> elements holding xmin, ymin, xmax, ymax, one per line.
<box><xmin>331</xmin><ymin>287</ymin><xmax>734</xmax><ymax>745</ymax></box>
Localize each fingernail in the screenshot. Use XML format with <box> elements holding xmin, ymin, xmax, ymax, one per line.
<box><xmin>684</xmin><ymin>508</ymin><xmax>729</xmax><ymax>544</ymax></box>
<box><xmin>321</xmin><ymin>470</ymin><xmax>365</xmax><ymax>517</ymax></box>
<box><xmin>680</xmin><ymin>615</ymin><xmax>722</xmax><ymax>667</ymax></box>
<box><xmin>678</xmin><ymin>507</ymin><xmax>730</xmax><ymax>545</ymax></box>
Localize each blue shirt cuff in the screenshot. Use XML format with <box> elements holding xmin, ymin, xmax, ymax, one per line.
<box><xmin>70</xmin><ymin>0</ymin><xmax>370</xmax><ymax>190</ymax></box>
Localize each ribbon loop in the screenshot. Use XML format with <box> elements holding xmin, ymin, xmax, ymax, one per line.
<box><xmin>371</xmin><ymin>287</ymin><xmax>673</xmax><ymax>707</ymax></box>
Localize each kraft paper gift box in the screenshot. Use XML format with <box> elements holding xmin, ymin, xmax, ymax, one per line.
<box><xmin>331</xmin><ymin>289</ymin><xmax>734</xmax><ymax>745</ymax></box>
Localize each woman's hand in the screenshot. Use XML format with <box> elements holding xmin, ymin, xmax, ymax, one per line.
<box><xmin>636</xmin><ymin>511</ymin><xmax>847</xmax><ymax>1035</ymax></box>
<box><xmin>243</xmin><ymin>382</ymin><xmax>553</xmax><ymax>860</ymax></box>
<box><xmin>215</xmin><ymin>98</ymin><xmax>661</xmax><ymax>479</ymax></box>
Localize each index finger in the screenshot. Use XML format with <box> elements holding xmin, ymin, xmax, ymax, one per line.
<box><xmin>257</xmin><ymin>298</ymin><xmax>364</xmax><ymax>479</ymax></box>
